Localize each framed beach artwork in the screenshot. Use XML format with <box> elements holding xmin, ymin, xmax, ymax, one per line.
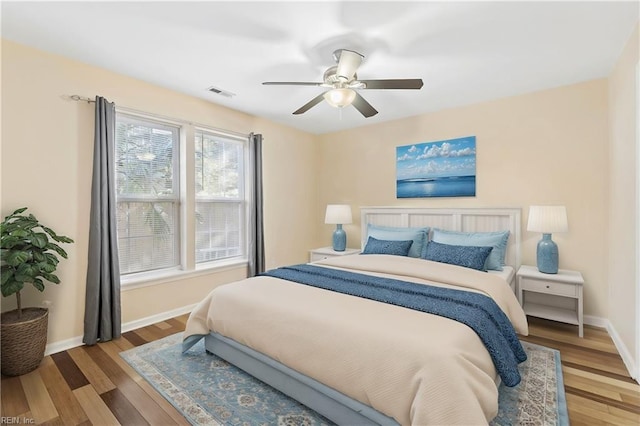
<box><xmin>396</xmin><ymin>136</ymin><xmax>476</xmax><ymax>198</ymax></box>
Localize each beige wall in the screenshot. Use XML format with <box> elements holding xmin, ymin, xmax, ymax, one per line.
<box><xmin>608</xmin><ymin>23</ymin><xmax>639</xmax><ymax>376</ymax></box>
<box><xmin>317</xmin><ymin>79</ymin><xmax>610</xmax><ymax>319</ymax></box>
<box><xmin>1</xmin><ymin>40</ymin><xmax>319</xmax><ymax>344</ymax></box>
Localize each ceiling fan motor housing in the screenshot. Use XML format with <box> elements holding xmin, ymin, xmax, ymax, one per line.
<box><xmin>323</xmin><ymin>66</ymin><xmax>357</xmax><ymax>87</ymax></box>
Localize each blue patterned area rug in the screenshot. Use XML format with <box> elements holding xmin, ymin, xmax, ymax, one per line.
<box><xmin>121</xmin><ymin>333</ymin><xmax>568</xmax><ymax>426</ymax></box>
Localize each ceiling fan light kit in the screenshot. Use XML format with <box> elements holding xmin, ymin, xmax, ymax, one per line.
<box><xmin>263</xmin><ymin>48</ymin><xmax>423</xmax><ymax>118</ymax></box>
<box><xmin>323</xmin><ymin>88</ymin><xmax>356</xmax><ymax>108</ymax></box>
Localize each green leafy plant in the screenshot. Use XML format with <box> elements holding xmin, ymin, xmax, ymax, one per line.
<box><xmin>1</xmin><ymin>207</ymin><xmax>74</xmax><ymax>318</ymax></box>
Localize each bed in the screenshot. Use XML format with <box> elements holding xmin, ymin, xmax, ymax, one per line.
<box><xmin>183</xmin><ymin>207</ymin><xmax>528</xmax><ymax>425</ymax></box>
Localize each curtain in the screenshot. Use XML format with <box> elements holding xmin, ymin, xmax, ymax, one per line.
<box><xmin>248</xmin><ymin>133</ymin><xmax>265</xmax><ymax>277</ymax></box>
<box><xmin>83</xmin><ymin>96</ymin><xmax>122</xmax><ymax>345</ymax></box>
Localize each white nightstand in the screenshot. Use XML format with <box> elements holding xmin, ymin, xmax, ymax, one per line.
<box><xmin>517</xmin><ymin>265</ymin><xmax>584</xmax><ymax>337</ymax></box>
<box><xmin>309</xmin><ymin>247</ymin><xmax>361</xmax><ymax>262</ymax></box>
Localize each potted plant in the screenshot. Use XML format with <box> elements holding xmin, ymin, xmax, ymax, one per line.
<box><xmin>1</xmin><ymin>207</ymin><xmax>73</xmax><ymax>376</ymax></box>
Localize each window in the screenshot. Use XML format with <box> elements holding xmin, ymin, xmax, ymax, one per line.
<box><xmin>115</xmin><ymin>112</ymin><xmax>250</xmax><ymax>280</ymax></box>
<box><xmin>115</xmin><ymin>115</ymin><xmax>180</xmax><ymax>274</ymax></box>
<box><xmin>195</xmin><ymin>130</ymin><xmax>246</xmax><ymax>263</ymax></box>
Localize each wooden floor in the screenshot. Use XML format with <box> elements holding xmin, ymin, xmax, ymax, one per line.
<box><xmin>2</xmin><ymin>315</ymin><xmax>639</xmax><ymax>425</ymax></box>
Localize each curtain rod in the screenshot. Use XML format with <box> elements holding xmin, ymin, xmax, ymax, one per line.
<box><xmin>68</xmin><ymin>94</ymin><xmax>250</xmax><ymax>140</ymax></box>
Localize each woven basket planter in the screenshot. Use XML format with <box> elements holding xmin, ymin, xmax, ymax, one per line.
<box><xmin>1</xmin><ymin>308</ymin><xmax>48</xmax><ymax>376</ymax></box>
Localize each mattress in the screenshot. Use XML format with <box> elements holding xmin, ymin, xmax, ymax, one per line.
<box><xmin>489</xmin><ymin>265</ymin><xmax>515</xmax><ymax>291</ymax></box>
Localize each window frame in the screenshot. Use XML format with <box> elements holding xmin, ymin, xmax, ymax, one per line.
<box><xmin>193</xmin><ymin>128</ymin><xmax>249</xmax><ymax>266</ymax></box>
<box><xmin>114</xmin><ymin>110</ymin><xmax>251</xmax><ymax>288</ymax></box>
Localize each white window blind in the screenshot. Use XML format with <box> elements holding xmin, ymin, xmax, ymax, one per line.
<box><xmin>195</xmin><ymin>130</ymin><xmax>246</xmax><ymax>264</ymax></box>
<box><xmin>115</xmin><ymin>114</ymin><xmax>180</xmax><ymax>275</ymax></box>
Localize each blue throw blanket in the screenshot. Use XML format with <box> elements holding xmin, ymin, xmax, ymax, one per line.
<box><xmin>262</xmin><ymin>264</ymin><xmax>527</xmax><ymax>387</ymax></box>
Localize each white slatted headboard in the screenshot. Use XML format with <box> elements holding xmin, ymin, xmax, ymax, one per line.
<box><xmin>360</xmin><ymin>207</ymin><xmax>522</xmax><ymax>270</ymax></box>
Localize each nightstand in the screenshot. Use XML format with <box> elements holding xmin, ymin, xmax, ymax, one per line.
<box><xmin>309</xmin><ymin>247</ymin><xmax>361</xmax><ymax>262</ymax></box>
<box><xmin>517</xmin><ymin>265</ymin><xmax>584</xmax><ymax>337</ymax></box>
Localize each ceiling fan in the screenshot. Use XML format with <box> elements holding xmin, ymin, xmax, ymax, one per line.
<box><xmin>262</xmin><ymin>49</ymin><xmax>424</xmax><ymax>118</ymax></box>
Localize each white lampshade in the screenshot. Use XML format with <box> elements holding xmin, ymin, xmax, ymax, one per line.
<box><xmin>325</xmin><ymin>204</ymin><xmax>352</xmax><ymax>225</ymax></box>
<box><xmin>527</xmin><ymin>206</ymin><xmax>568</xmax><ymax>233</ymax></box>
<box><xmin>323</xmin><ymin>89</ymin><xmax>356</xmax><ymax>108</ymax></box>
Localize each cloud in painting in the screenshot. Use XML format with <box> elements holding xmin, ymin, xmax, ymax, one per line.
<box><xmin>396</xmin><ymin>136</ymin><xmax>476</xmax><ymax>180</ymax></box>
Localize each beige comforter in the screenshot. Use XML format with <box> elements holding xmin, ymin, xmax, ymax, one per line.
<box><xmin>184</xmin><ymin>255</ymin><xmax>528</xmax><ymax>425</ymax></box>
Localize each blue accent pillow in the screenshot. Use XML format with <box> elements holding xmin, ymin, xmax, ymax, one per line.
<box><xmin>366</xmin><ymin>224</ymin><xmax>430</xmax><ymax>258</ymax></box>
<box><xmin>430</xmin><ymin>229</ymin><xmax>510</xmax><ymax>271</ymax></box>
<box><xmin>362</xmin><ymin>237</ymin><xmax>413</xmax><ymax>256</ymax></box>
<box><xmin>423</xmin><ymin>241</ymin><xmax>493</xmax><ymax>271</ymax></box>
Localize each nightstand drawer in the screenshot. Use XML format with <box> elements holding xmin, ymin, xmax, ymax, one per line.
<box><xmin>520</xmin><ymin>277</ymin><xmax>577</xmax><ymax>297</ymax></box>
<box><xmin>310</xmin><ymin>253</ymin><xmax>331</xmax><ymax>262</ymax></box>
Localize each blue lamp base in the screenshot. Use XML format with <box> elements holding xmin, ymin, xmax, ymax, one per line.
<box><xmin>332</xmin><ymin>224</ymin><xmax>346</xmax><ymax>251</ymax></box>
<box><xmin>536</xmin><ymin>233</ymin><xmax>559</xmax><ymax>274</ymax></box>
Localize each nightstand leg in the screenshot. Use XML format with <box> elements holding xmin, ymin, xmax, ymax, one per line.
<box><xmin>517</xmin><ymin>278</ymin><xmax>524</xmax><ymax>306</ymax></box>
<box><xmin>578</xmin><ymin>286</ymin><xmax>584</xmax><ymax>338</ymax></box>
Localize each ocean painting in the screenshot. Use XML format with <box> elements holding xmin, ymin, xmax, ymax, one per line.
<box><xmin>396</xmin><ymin>136</ymin><xmax>476</xmax><ymax>198</ymax></box>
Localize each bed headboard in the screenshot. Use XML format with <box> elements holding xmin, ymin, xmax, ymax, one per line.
<box><xmin>360</xmin><ymin>207</ymin><xmax>522</xmax><ymax>270</ymax></box>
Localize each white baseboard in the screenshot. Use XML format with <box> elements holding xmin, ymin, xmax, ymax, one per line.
<box><xmin>605</xmin><ymin>320</ymin><xmax>639</xmax><ymax>382</ymax></box>
<box><xmin>584</xmin><ymin>315</ymin><xmax>638</xmax><ymax>382</ymax></box>
<box><xmin>44</xmin><ymin>303</ymin><xmax>196</xmax><ymax>356</ymax></box>
<box><xmin>120</xmin><ymin>303</ymin><xmax>196</xmax><ymax>334</ymax></box>
<box><xmin>583</xmin><ymin>314</ymin><xmax>609</xmax><ymax>328</ymax></box>
<box><xmin>45</xmin><ymin>335</ymin><xmax>84</xmax><ymax>356</ymax></box>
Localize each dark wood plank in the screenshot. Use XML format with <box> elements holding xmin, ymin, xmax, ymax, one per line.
<box><xmin>50</xmin><ymin>351</ymin><xmax>89</xmax><ymax>390</ymax></box>
<box><xmin>101</xmin><ymin>387</ymin><xmax>149</xmax><ymax>426</ymax></box>
<box><xmin>122</xmin><ymin>330</ymin><xmax>148</xmax><ymax>347</ymax></box>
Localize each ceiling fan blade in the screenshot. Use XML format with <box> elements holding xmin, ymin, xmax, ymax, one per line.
<box><xmin>293</xmin><ymin>93</ymin><xmax>326</xmax><ymax>115</ymax></box>
<box><xmin>351</xmin><ymin>92</ymin><xmax>378</xmax><ymax>118</ymax></box>
<box><xmin>359</xmin><ymin>79</ymin><xmax>424</xmax><ymax>90</ymax></box>
<box><xmin>263</xmin><ymin>81</ymin><xmax>324</xmax><ymax>86</ymax></box>
<box><xmin>335</xmin><ymin>49</ymin><xmax>363</xmax><ymax>82</ymax></box>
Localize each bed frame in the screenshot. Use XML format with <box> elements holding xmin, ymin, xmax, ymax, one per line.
<box><xmin>205</xmin><ymin>206</ymin><xmax>522</xmax><ymax>425</ymax></box>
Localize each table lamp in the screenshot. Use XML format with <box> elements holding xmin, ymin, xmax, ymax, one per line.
<box><xmin>324</xmin><ymin>204</ymin><xmax>352</xmax><ymax>251</ymax></box>
<box><xmin>527</xmin><ymin>205</ymin><xmax>568</xmax><ymax>274</ymax></box>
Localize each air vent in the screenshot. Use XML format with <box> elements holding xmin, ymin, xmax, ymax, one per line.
<box><xmin>207</xmin><ymin>86</ymin><xmax>235</xmax><ymax>98</ymax></box>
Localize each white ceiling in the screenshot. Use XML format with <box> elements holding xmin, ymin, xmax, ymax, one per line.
<box><xmin>2</xmin><ymin>1</ymin><xmax>638</xmax><ymax>134</ymax></box>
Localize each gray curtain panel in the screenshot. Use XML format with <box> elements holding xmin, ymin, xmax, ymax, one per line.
<box><xmin>248</xmin><ymin>133</ymin><xmax>265</xmax><ymax>276</ymax></box>
<box><xmin>83</xmin><ymin>96</ymin><xmax>122</xmax><ymax>345</ymax></box>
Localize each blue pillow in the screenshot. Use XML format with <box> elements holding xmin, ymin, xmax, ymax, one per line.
<box><xmin>423</xmin><ymin>241</ymin><xmax>493</xmax><ymax>271</ymax></box>
<box><xmin>362</xmin><ymin>237</ymin><xmax>413</xmax><ymax>256</ymax></box>
<box><xmin>366</xmin><ymin>224</ymin><xmax>430</xmax><ymax>258</ymax></box>
<box><xmin>430</xmin><ymin>229</ymin><xmax>509</xmax><ymax>271</ymax></box>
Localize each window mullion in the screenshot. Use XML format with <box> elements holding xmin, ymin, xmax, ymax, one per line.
<box><xmin>182</xmin><ymin>124</ymin><xmax>196</xmax><ymax>270</ymax></box>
